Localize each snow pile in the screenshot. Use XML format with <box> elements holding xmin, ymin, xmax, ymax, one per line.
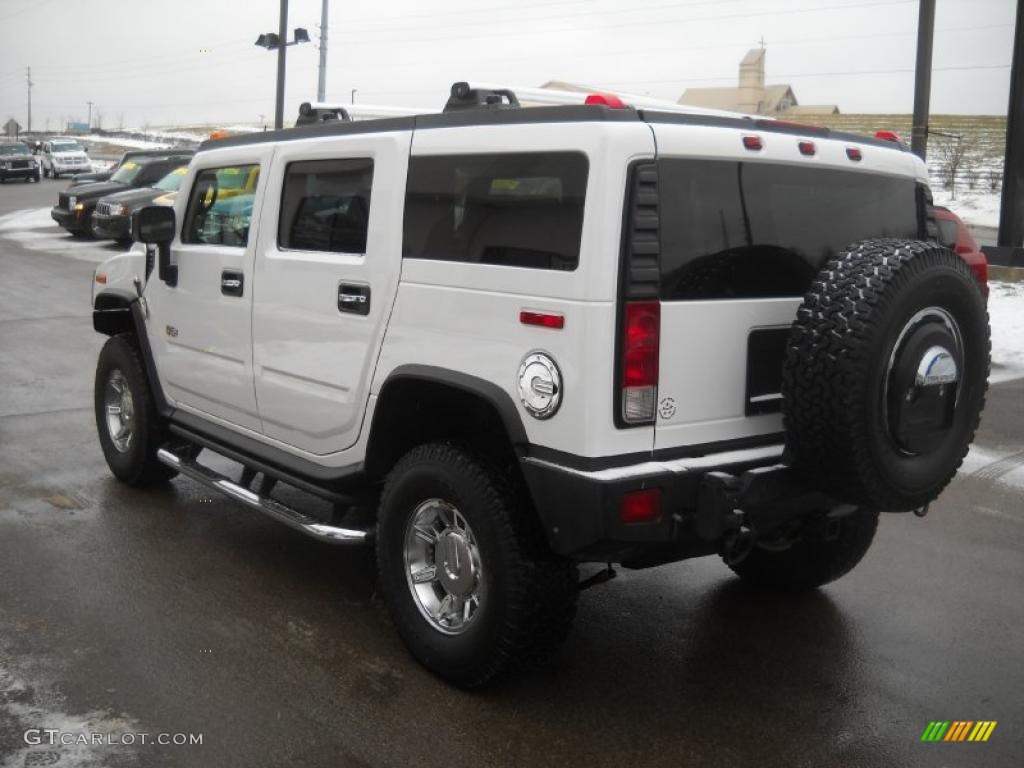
<box><xmin>83</xmin><ymin>134</ymin><xmax>172</xmax><ymax>150</ymax></box>
<box><xmin>988</xmin><ymin>281</ymin><xmax>1024</xmax><ymax>384</ymax></box>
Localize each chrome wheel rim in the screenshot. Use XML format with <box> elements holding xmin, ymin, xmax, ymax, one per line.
<box><xmin>103</xmin><ymin>368</ymin><xmax>135</xmax><ymax>453</ymax></box>
<box><xmin>403</xmin><ymin>499</ymin><xmax>485</xmax><ymax>635</ymax></box>
<box><xmin>883</xmin><ymin>306</ymin><xmax>964</xmax><ymax>455</ymax></box>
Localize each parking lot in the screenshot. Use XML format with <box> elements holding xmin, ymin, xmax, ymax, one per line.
<box><xmin>0</xmin><ymin>177</ymin><xmax>1021</xmax><ymax>767</ymax></box>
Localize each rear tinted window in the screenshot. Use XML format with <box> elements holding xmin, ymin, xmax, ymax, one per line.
<box><xmin>658</xmin><ymin>159</ymin><xmax>921</xmax><ymax>299</ymax></box>
<box><xmin>279</xmin><ymin>158</ymin><xmax>373</xmax><ymax>254</ymax></box>
<box><xmin>403</xmin><ymin>152</ymin><xmax>588</xmax><ymax>271</ymax></box>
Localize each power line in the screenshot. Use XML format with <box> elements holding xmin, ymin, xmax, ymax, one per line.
<box><xmin>599</xmin><ymin>63</ymin><xmax>1012</xmax><ymax>87</ymax></box>
<box><xmin>330</xmin><ymin>0</ymin><xmax>746</xmax><ymax>31</ymax></box>
<box><xmin>331</xmin><ymin>0</ymin><xmax>918</xmax><ymax>44</ymax></box>
<box><xmin>328</xmin><ymin>22</ymin><xmax>1013</xmax><ymax>74</ymax></box>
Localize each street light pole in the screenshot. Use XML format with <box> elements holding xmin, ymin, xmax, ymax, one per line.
<box><xmin>910</xmin><ymin>0</ymin><xmax>935</xmax><ymax>161</ymax></box>
<box><xmin>87</xmin><ymin>101</ymin><xmax>94</xmax><ymax>130</ymax></box>
<box><xmin>317</xmin><ymin>0</ymin><xmax>328</xmax><ymax>102</ymax></box>
<box><xmin>275</xmin><ymin>0</ymin><xmax>288</xmax><ymax>130</ymax></box>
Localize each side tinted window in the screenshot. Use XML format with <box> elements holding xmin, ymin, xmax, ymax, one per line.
<box><xmin>403</xmin><ymin>152</ymin><xmax>588</xmax><ymax>271</ymax></box>
<box><xmin>182</xmin><ymin>165</ymin><xmax>260</xmax><ymax>247</ymax></box>
<box><xmin>278</xmin><ymin>158</ymin><xmax>373</xmax><ymax>253</ymax></box>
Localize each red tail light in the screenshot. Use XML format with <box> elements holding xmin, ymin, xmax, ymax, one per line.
<box><xmin>620</xmin><ymin>488</ymin><xmax>662</xmax><ymax>524</ymax></box>
<box><xmin>846</xmin><ymin>147</ymin><xmax>863</xmax><ymax>161</ymax></box>
<box><xmin>798</xmin><ymin>140</ymin><xmax>816</xmax><ymax>156</ymax></box>
<box><xmin>742</xmin><ymin>135</ymin><xmax>763</xmax><ymax>151</ymax></box>
<box><xmin>585</xmin><ymin>93</ymin><xmax>627</xmax><ymax>109</ymax></box>
<box><xmin>621</xmin><ymin>301</ymin><xmax>660</xmax><ymax>424</ymax></box>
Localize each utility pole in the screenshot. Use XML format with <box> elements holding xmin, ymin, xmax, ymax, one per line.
<box><xmin>275</xmin><ymin>0</ymin><xmax>288</xmax><ymax>129</ymax></box>
<box><xmin>26</xmin><ymin>67</ymin><xmax>33</xmax><ymax>133</ymax></box>
<box><xmin>317</xmin><ymin>0</ymin><xmax>328</xmax><ymax>102</ymax></box>
<box><xmin>997</xmin><ymin>0</ymin><xmax>1024</xmax><ymax>249</ymax></box>
<box><xmin>87</xmin><ymin>101</ymin><xmax>94</xmax><ymax>130</ymax></box>
<box><xmin>910</xmin><ymin>0</ymin><xmax>936</xmax><ymax>161</ymax></box>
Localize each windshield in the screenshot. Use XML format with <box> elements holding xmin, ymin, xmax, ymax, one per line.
<box><xmin>155</xmin><ymin>166</ymin><xmax>189</xmax><ymax>191</ymax></box>
<box><xmin>0</xmin><ymin>144</ymin><xmax>31</xmax><ymax>156</ymax></box>
<box><xmin>110</xmin><ymin>160</ymin><xmax>144</xmax><ymax>184</ymax></box>
<box><xmin>51</xmin><ymin>141</ymin><xmax>83</xmax><ymax>153</ymax></box>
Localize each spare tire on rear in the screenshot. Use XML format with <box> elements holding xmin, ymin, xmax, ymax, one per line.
<box><xmin>783</xmin><ymin>238</ymin><xmax>989</xmax><ymax>512</ymax></box>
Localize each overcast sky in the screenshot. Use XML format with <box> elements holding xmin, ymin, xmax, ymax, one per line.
<box><xmin>0</xmin><ymin>0</ymin><xmax>1017</xmax><ymax>130</ymax></box>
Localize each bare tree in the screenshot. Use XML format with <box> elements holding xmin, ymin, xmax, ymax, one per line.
<box><xmin>933</xmin><ymin>136</ymin><xmax>971</xmax><ymax>200</ymax></box>
<box><xmin>94</xmin><ymin>110</ymin><xmax>103</xmax><ymax>131</ymax></box>
<box><xmin>117</xmin><ymin>112</ymin><xmax>126</xmax><ymax>131</ymax></box>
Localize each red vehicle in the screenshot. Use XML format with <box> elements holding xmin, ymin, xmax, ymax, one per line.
<box><xmin>935</xmin><ymin>205</ymin><xmax>989</xmax><ymax>297</ymax></box>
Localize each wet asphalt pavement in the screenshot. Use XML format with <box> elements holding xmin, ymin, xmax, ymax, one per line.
<box><xmin>0</xmin><ymin>180</ymin><xmax>1022</xmax><ymax>767</ymax></box>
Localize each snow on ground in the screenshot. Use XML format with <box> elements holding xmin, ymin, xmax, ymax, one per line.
<box><xmin>0</xmin><ymin>208</ymin><xmax>116</xmax><ymax>263</ymax></box>
<box><xmin>0</xmin><ymin>204</ymin><xmax>1021</xmax><ymax>381</ymax></box>
<box><xmin>931</xmin><ymin>187</ymin><xmax>1003</xmax><ymax>229</ymax></box>
<box><xmin>987</xmin><ymin>281</ymin><xmax>1024</xmax><ymax>385</ymax></box>
<box><xmin>82</xmin><ymin>133</ymin><xmax>172</xmax><ymax>150</ymax></box>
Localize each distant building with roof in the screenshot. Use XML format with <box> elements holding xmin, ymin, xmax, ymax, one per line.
<box><xmin>678</xmin><ymin>48</ymin><xmax>839</xmax><ymax>116</ymax></box>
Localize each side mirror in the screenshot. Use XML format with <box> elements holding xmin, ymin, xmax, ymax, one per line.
<box><xmin>132</xmin><ymin>206</ymin><xmax>177</xmax><ymax>286</ymax></box>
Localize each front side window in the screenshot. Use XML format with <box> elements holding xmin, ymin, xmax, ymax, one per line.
<box><xmin>182</xmin><ymin>164</ymin><xmax>260</xmax><ymax>247</ymax></box>
<box><xmin>278</xmin><ymin>158</ymin><xmax>373</xmax><ymax>254</ymax></box>
<box><xmin>403</xmin><ymin>152</ymin><xmax>588</xmax><ymax>271</ymax></box>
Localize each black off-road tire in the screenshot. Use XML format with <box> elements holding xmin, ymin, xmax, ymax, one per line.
<box><xmin>726</xmin><ymin>508</ymin><xmax>880</xmax><ymax>591</ymax></box>
<box><xmin>94</xmin><ymin>333</ymin><xmax>176</xmax><ymax>486</ymax></box>
<box><xmin>376</xmin><ymin>443</ymin><xmax>578</xmax><ymax>688</ymax></box>
<box><xmin>783</xmin><ymin>239</ymin><xmax>989</xmax><ymax>511</ymax></box>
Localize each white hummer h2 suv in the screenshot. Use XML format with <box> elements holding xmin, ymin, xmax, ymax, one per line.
<box><xmin>91</xmin><ymin>83</ymin><xmax>990</xmax><ymax>687</ymax></box>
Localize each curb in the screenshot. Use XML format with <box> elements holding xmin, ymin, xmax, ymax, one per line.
<box><xmin>990</xmin><ymin>266</ymin><xmax>1024</xmax><ymax>283</ymax></box>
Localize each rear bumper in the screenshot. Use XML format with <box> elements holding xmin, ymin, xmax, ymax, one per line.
<box><xmin>520</xmin><ymin>443</ymin><xmax>839</xmax><ymax>567</ymax></box>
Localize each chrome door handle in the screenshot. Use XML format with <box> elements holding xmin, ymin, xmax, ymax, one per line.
<box><xmin>221</xmin><ymin>270</ymin><xmax>244</xmax><ymax>297</ymax></box>
<box><xmin>338</xmin><ymin>283</ymin><xmax>370</xmax><ymax>315</ymax></box>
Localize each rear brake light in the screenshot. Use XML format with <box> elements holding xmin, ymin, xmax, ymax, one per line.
<box><xmin>742</xmin><ymin>135</ymin><xmax>763</xmax><ymax>151</ymax></box>
<box><xmin>585</xmin><ymin>93</ymin><xmax>627</xmax><ymax>109</ymax></box>
<box><xmin>798</xmin><ymin>140</ymin><xmax>815</xmax><ymax>156</ymax></box>
<box><xmin>620</xmin><ymin>488</ymin><xmax>662</xmax><ymax>524</ymax></box>
<box><xmin>875</xmin><ymin>130</ymin><xmax>903</xmax><ymax>143</ymax></box>
<box><xmin>520</xmin><ymin>310</ymin><xmax>564</xmax><ymax>329</ymax></box>
<box><xmin>846</xmin><ymin>147</ymin><xmax>863</xmax><ymax>161</ymax></box>
<box><xmin>620</xmin><ymin>301</ymin><xmax>660</xmax><ymax>424</ymax></box>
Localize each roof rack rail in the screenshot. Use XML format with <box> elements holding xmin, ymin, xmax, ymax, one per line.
<box><xmin>296</xmin><ymin>102</ymin><xmax>352</xmax><ymax>127</ymax></box>
<box><xmin>465</xmin><ymin>81</ymin><xmax>760</xmax><ymax>120</ymax></box>
<box><xmin>444</xmin><ymin>81</ymin><xmax>521</xmax><ymax>113</ymax></box>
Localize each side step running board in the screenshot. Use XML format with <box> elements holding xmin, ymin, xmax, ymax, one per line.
<box><xmin>156</xmin><ymin>448</ymin><xmax>372</xmax><ymax>545</ymax></box>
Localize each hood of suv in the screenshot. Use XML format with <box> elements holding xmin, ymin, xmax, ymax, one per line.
<box><xmin>70</xmin><ymin>171</ymin><xmax>113</xmax><ymax>186</ymax></box>
<box><xmin>67</xmin><ymin>180</ymin><xmax>128</xmax><ymax>201</ymax></box>
<box><xmin>97</xmin><ymin>187</ymin><xmax>163</xmax><ymax>210</ymax></box>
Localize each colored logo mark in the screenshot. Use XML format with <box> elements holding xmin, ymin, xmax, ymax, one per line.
<box><xmin>921</xmin><ymin>721</ymin><xmax>997</xmax><ymax>742</ymax></box>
